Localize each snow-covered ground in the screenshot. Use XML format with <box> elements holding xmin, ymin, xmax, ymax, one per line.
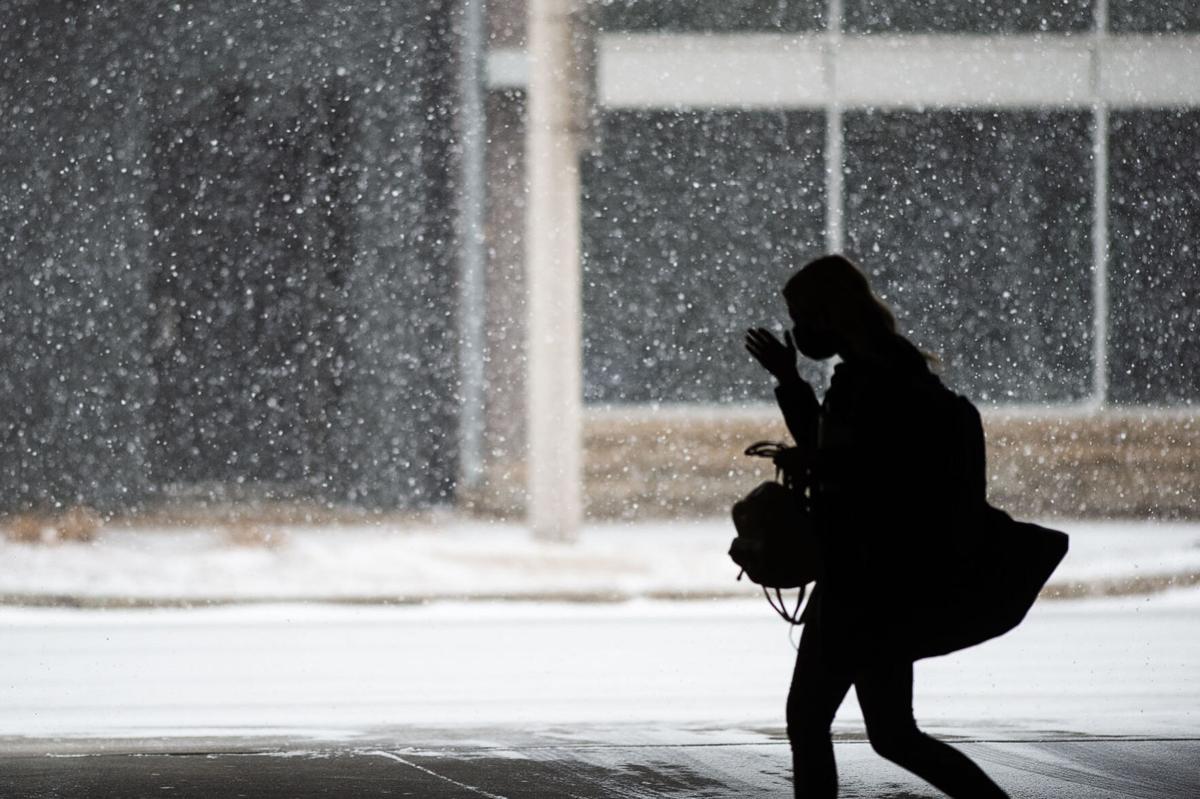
<box><xmin>0</xmin><ymin>518</ymin><xmax>1197</xmax><ymax>603</ymax></box>
<box><xmin>0</xmin><ymin>589</ymin><xmax>1197</xmax><ymax>742</ymax></box>
<box><xmin>2</xmin><ymin>517</ymin><xmax>1197</xmax><ymax>743</ymax></box>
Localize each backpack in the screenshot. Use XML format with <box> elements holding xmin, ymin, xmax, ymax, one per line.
<box><xmin>729</xmin><ymin>441</ymin><xmax>821</xmax><ymax>623</ymax></box>
<box><xmin>909</xmin><ymin>390</ymin><xmax>1070</xmax><ymax>660</ymax></box>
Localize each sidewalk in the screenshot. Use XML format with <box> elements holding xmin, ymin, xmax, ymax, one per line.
<box><xmin>0</xmin><ymin>518</ymin><xmax>1197</xmax><ymax>606</ymax></box>
<box><xmin>2</xmin><ymin>726</ymin><xmax>1196</xmax><ymax>798</ymax></box>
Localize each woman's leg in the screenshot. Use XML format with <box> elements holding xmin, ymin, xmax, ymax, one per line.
<box><xmin>855</xmin><ymin>660</ymin><xmax>1009</xmax><ymax>799</ymax></box>
<box><xmin>786</xmin><ymin>620</ymin><xmax>853</xmax><ymax>798</ymax></box>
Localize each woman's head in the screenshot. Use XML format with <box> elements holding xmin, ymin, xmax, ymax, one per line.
<box><xmin>782</xmin><ymin>254</ymin><xmax>936</xmax><ymax>370</ymax></box>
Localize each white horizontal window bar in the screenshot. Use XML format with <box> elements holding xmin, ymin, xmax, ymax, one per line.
<box><xmin>598</xmin><ymin>33</ymin><xmax>828</xmax><ymax>109</ymax></box>
<box><xmin>489</xmin><ymin>34</ymin><xmax>1200</xmax><ymax>109</ymax></box>
<box><xmin>834</xmin><ymin>34</ymin><xmax>1093</xmax><ymax>108</ymax></box>
<box><xmin>1101</xmin><ymin>36</ymin><xmax>1200</xmax><ymax>107</ymax></box>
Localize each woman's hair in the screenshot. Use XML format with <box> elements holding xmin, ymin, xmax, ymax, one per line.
<box><xmin>782</xmin><ymin>253</ymin><xmax>940</xmax><ymax>371</ymax></box>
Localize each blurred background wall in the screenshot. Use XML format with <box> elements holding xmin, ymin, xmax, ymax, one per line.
<box><xmin>0</xmin><ymin>0</ymin><xmax>461</xmax><ymax>513</ymax></box>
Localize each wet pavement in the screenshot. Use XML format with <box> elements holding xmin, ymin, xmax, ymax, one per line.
<box><xmin>2</xmin><ymin>727</ymin><xmax>1197</xmax><ymax>798</ymax></box>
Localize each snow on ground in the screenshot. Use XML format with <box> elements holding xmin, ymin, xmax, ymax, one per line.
<box><xmin>2</xmin><ymin>517</ymin><xmax>1195</xmax><ymax>745</ymax></box>
<box><xmin>0</xmin><ymin>588</ymin><xmax>1197</xmax><ymax>741</ymax></box>
<box><xmin>0</xmin><ymin>518</ymin><xmax>1197</xmax><ymax>603</ymax></box>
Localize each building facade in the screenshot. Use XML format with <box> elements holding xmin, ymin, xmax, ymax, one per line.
<box><xmin>479</xmin><ymin>0</ymin><xmax>1200</xmax><ymax>519</ymax></box>
<box><xmin>1</xmin><ymin>0</ymin><xmax>1196</xmax><ymax>520</ymax></box>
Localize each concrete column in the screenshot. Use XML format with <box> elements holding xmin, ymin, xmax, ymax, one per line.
<box><xmin>525</xmin><ymin>0</ymin><xmax>583</xmax><ymax>540</ymax></box>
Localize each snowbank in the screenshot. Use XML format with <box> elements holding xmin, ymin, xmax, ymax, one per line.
<box><xmin>0</xmin><ymin>518</ymin><xmax>1197</xmax><ymax>605</ymax></box>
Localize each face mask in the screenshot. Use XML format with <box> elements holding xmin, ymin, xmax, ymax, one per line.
<box><xmin>791</xmin><ymin>321</ymin><xmax>838</xmax><ymax>361</ymax></box>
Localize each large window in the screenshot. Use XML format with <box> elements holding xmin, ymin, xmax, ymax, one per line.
<box><xmin>581</xmin><ymin>8</ymin><xmax>1200</xmax><ymax>407</ymax></box>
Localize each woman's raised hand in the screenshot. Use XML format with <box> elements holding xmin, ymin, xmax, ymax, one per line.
<box><xmin>745</xmin><ymin>327</ymin><xmax>801</xmax><ymax>385</ymax></box>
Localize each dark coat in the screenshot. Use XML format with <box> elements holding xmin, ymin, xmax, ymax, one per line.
<box><xmin>775</xmin><ymin>355</ymin><xmax>1065</xmax><ymax>663</ymax></box>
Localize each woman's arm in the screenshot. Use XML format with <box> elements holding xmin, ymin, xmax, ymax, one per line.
<box><xmin>775</xmin><ymin>378</ymin><xmax>819</xmax><ymax>452</ymax></box>
<box><xmin>745</xmin><ymin>327</ymin><xmax>820</xmax><ymax>451</ymax></box>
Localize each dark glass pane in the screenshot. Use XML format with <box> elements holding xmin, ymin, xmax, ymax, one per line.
<box><xmin>582</xmin><ymin>111</ymin><xmax>826</xmax><ymax>403</ymax></box>
<box><xmin>844</xmin><ymin>0</ymin><xmax>1093</xmax><ymax>32</ymax></box>
<box><xmin>598</xmin><ymin>0</ymin><xmax>826</xmax><ymax>32</ymax></box>
<box><xmin>1110</xmin><ymin>1</ymin><xmax>1200</xmax><ymax>32</ymax></box>
<box><xmin>1108</xmin><ymin>110</ymin><xmax>1200</xmax><ymax>405</ymax></box>
<box><xmin>844</xmin><ymin>110</ymin><xmax>1094</xmax><ymax>404</ymax></box>
<box><xmin>146</xmin><ymin>82</ymin><xmax>356</xmax><ymax>489</ymax></box>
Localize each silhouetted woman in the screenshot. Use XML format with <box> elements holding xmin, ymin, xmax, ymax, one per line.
<box><xmin>745</xmin><ymin>254</ymin><xmax>1009</xmax><ymax>798</ymax></box>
